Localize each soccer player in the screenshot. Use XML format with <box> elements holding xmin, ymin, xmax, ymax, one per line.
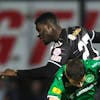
<box><xmin>48</xmin><ymin>59</ymin><xmax>100</xmax><ymax>100</ymax></box>
<box><xmin>1</xmin><ymin>12</ymin><xmax>100</xmax><ymax>79</ymax></box>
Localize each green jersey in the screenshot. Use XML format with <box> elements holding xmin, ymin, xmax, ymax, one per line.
<box><xmin>47</xmin><ymin>60</ymin><xmax>100</xmax><ymax>100</ymax></box>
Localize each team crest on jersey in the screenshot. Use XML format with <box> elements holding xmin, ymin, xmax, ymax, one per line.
<box><xmin>50</xmin><ymin>48</ymin><xmax>62</xmax><ymax>62</ymax></box>
<box><xmin>85</xmin><ymin>74</ymin><xmax>95</xmax><ymax>83</ymax></box>
<box><xmin>68</xmin><ymin>28</ymin><xmax>81</xmax><ymax>41</ymax></box>
<box><xmin>52</xmin><ymin>87</ymin><xmax>62</xmax><ymax>95</ymax></box>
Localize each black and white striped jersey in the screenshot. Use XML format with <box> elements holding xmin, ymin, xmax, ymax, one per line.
<box><xmin>49</xmin><ymin>26</ymin><xmax>99</xmax><ymax>67</ymax></box>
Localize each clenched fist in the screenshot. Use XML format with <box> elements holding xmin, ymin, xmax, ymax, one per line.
<box><xmin>0</xmin><ymin>69</ymin><xmax>17</xmax><ymax>78</ymax></box>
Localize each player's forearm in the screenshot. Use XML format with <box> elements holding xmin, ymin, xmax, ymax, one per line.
<box><xmin>17</xmin><ymin>61</ymin><xmax>59</xmax><ymax>79</ymax></box>
<box><xmin>0</xmin><ymin>62</ymin><xmax>59</xmax><ymax>79</ymax></box>
<box><xmin>0</xmin><ymin>65</ymin><xmax>48</xmax><ymax>79</ymax></box>
<box><xmin>17</xmin><ymin>65</ymin><xmax>48</xmax><ymax>79</ymax></box>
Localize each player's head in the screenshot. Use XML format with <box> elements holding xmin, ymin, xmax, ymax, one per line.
<box><xmin>35</xmin><ymin>12</ymin><xmax>61</xmax><ymax>45</ymax></box>
<box><xmin>65</xmin><ymin>59</ymin><xmax>85</xmax><ymax>87</ymax></box>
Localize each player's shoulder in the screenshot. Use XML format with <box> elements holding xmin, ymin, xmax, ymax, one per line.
<box><xmin>82</xmin><ymin>59</ymin><xmax>100</xmax><ymax>68</ymax></box>
<box><xmin>82</xmin><ymin>59</ymin><xmax>99</xmax><ymax>63</ymax></box>
<box><xmin>55</xmin><ymin>65</ymin><xmax>66</xmax><ymax>80</ymax></box>
<box><xmin>67</xmin><ymin>26</ymin><xmax>81</xmax><ymax>33</ymax></box>
<box><xmin>67</xmin><ymin>26</ymin><xmax>88</xmax><ymax>33</ymax></box>
<box><xmin>67</xmin><ymin>26</ymin><xmax>83</xmax><ymax>41</ymax></box>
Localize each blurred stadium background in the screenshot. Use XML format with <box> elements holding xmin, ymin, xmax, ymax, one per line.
<box><xmin>0</xmin><ymin>0</ymin><xmax>100</xmax><ymax>100</ymax></box>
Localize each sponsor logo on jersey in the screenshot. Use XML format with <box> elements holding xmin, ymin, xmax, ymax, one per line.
<box><xmin>51</xmin><ymin>55</ymin><xmax>62</xmax><ymax>62</ymax></box>
<box><xmin>68</xmin><ymin>28</ymin><xmax>81</xmax><ymax>41</ymax></box>
<box><xmin>76</xmin><ymin>82</ymin><xmax>97</xmax><ymax>96</ymax></box>
<box><xmin>52</xmin><ymin>87</ymin><xmax>62</xmax><ymax>95</ymax></box>
<box><xmin>50</xmin><ymin>48</ymin><xmax>62</xmax><ymax>62</ymax></box>
<box><xmin>53</xmin><ymin>48</ymin><xmax>61</xmax><ymax>55</ymax></box>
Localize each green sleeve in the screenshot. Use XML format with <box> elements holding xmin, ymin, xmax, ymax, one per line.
<box><xmin>90</xmin><ymin>60</ymin><xmax>100</xmax><ymax>71</ymax></box>
<box><xmin>48</xmin><ymin>65</ymin><xmax>66</xmax><ymax>99</ymax></box>
<box><xmin>83</xmin><ymin>60</ymin><xmax>100</xmax><ymax>72</ymax></box>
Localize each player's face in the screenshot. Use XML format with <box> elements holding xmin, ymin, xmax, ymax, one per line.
<box><xmin>68</xmin><ymin>76</ymin><xmax>85</xmax><ymax>88</ymax></box>
<box><xmin>36</xmin><ymin>23</ymin><xmax>56</xmax><ymax>45</ymax></box>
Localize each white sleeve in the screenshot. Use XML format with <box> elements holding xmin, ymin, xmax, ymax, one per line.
<box><xmin>91</xmin><ymin>30</ymin><xmax>95</xmax><ymax>41</ymax></box>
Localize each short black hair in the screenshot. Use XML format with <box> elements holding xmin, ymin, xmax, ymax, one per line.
<box><xmin>66</xmin><ymin>59</ymin><xmax>85</xmax><ymax>82</ymax></box>
<box><xmin>35</xmin><ymin>12</ymin><xmax>58</xmax><ymax>25</ymax></box>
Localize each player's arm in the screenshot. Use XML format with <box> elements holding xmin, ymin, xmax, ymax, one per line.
<box><xmin>87</xmin><ymin>59</ymin><xmax>100</xmax><ymax>71</ymax></box>
<box><xmin>73</xmin><ymin>26</ymin><xmax>100</xmax><ymax>43</ymax></box>
<box><xmin>16</xmin><ymin>62</ymin><xmax>60</xmax><ymax>79</ymax></box>
<box><xmin>16</xmin><ymin>41</ymin><xmax>71</xmax><ymax>78</ymax></box>
<box><xmin>47</xmin><ymin>66</ymin><xmax>65</xmax><ymax>100</ymax></box>
<box><xmin>92</xmin><ymin>31</ymin><xmax>100</xmax><ymax>43</ymax></box>
<box><xmin>0</xmin><ymin>42</ymin><xmax>71</xmax><ymax>79</ymax></box>
<box><xmin>85</xmin><ymin>29</ymin><xmax>100</xmax><ymax>43</ymax></box>
<box><xmin>0</xmin><ymin>62</ymin><xmax>59</xmax><ymax>79</ymax></box>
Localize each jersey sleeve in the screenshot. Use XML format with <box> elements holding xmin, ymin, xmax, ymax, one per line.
<box><xmin>84</xmin><ymin>60</ymin><xmax>100</xmax><ymax>72</ymax></box>
<box><xmin>75</xmin><ymin>26</ymin><xmax>95</xmax><ymax>41</ymax></box>
<box><xmin>47</xmin><ymin>65</ymin><xmax>66</xmax><ymax>99</ymax></box>
<box><xmin>91</xmin><ymin>60</ymin><xmax>100</xmax><ymax>71</ymax></box>
<box><xmin>17</xmin><ymin>62</ymin><xmax>60</xmax><ymax>79</ymax></box>
<box><xmin>92</xmin><ymin>31</ymin><xmax>100</xmax><ymax>43</ymax></box>
<box><xmin>84</xmin><ymin>29</ymin><xmax>100</xmax><ymax>43</ymax></box>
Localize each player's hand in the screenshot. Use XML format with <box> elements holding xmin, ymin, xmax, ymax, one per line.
<box><xmin>0</xmin><ymin>69</ymin><xmax>17</xmax><ymax>78</ymax></box>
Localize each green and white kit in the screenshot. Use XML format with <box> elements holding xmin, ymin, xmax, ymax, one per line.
<box><xmin>47</xmin><ymin>60</ymin><xmax>100</xmax><ymax>100</ymax></box>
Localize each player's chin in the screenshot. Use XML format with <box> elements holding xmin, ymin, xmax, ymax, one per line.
<box><xmin>44</xmin><ymin>41</ymin><xmax>50</xmax><ymax>45</ymax></box>
<box><xmin>44</xmin><ymin>40</ymin><xmax>51</xmax><ymax>45</ymax></box>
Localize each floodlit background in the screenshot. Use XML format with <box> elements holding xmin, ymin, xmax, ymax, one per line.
<box><xmin>0</xmin><ymin>0</ymin><xmax>100</xmax><ymax>100</ymax></box>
